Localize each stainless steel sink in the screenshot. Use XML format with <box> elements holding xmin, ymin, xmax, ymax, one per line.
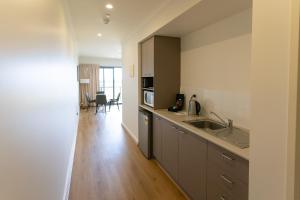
<box><xmin>183</xmin><ymin>119</ymin><xmax>249</xmax><ymax>149</ymax></box>
<box><xmin>217</xmin><ymin>128</ymin><xmax>249</xmax><ymax>149</ymax></box>
<box><xmin>184</xmin><ymin>119</ymin><xmax>226</xmax><ymax>131</ymax></box>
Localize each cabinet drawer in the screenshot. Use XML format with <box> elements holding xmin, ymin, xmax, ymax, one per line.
<box><xmin>207</xmin><ymin>164</ymin><xmax>248</xmax><ymax>200</ymax></box>
<box><xmin>208</xmin><ymin>143</ymin><xmax>248</xmax><ymax>184</ymax></box>
<box><xmin>207</xmin><ymin>181</ymin><xmax>233</xmax><ymax>200</ymax></box>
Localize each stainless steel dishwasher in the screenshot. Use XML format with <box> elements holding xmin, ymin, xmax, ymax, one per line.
<box><xmin>138</xmin><ymin>108</ymin><xmax>152</xmax><ymax>159</ymax></box>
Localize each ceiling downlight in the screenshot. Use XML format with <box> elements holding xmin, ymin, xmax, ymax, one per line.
<box><xmin>105</xmin><ymin>3</ymin><xmax>113</xmax><ymax>10</ymax></box>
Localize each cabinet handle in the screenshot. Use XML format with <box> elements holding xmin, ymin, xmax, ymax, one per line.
<box><xmin>220</xmin><ymin>175</ymin><xmax>233</xmax><ymax>185</ymax></box>
<box><xmin>220</xmin><ymin>196</ymin><xmax>226</xmax><ymax>200</ymax></box>
<box><xmin>144</xmin><ymin>117</ymin><xmax>148</xmax><ymax>124</ymax></box>
<box><xmin>178</xmin><ymin>130</ymin><xmax>186</xmax><ymax>134</ymax></box>
<box><xmin>171</xmin><ymin>126</ymin><xmax>177</xmax><ymax>130</ymax></box>
<box><xmin>221</xmin><ymin>153</ymin><xmax>234</xmax><ymax>161</ymax></box>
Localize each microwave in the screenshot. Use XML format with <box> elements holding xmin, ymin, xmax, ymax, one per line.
<box><xmin>144</xmin><ymin>90</ymin><xmax>154</xmax><ymax>107</ymax></box>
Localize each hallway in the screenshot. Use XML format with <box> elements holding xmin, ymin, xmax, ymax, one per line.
<box><xmin>69</xmin><ymin>108</ymin><xmax>185</xmax><ymax>200</ymax></box>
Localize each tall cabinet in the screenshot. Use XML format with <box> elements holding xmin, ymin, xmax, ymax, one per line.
<box><xmin>141</xmin><ymin>36</ymin><xmax>181</xmax><ymax>109</ymax></box>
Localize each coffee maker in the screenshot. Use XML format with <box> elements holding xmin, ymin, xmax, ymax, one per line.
<box><xmin>168</xmin><ymin>94</ymin><xmax>185</xmax><ymax>112</ymax></box>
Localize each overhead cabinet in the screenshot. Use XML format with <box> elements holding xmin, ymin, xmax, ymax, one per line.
<box><xmin>140</xmin><ymin>36</ymin><xmax>180</xmax><ymax>109</ymax></box>
<box><xmin>141</xmin><ymin>37</ymin><xmax>154</xmax><ymax>77</ymax></box>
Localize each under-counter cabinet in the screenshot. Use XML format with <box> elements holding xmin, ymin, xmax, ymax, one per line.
<box><xmin>153</xmin><ymin>115</ymin><xmax>208</xmax><ymax>199</ymax></box>
<box><xmin>151</xmin><ymin>114</ymin><xmax>249</xmax><ymax>200</ymax></box>
<box><xmin>178</xmin><ymin>128</ymin><xmax>207</xmax><ymax>200</ymax></box>
<box><xmin>161</xmin><ymin>119</ymin><xmax>179</xmax><ymax>182</ymax></box>
<box><xmin>153</xmin><ymin>115</ymin><xmax>162</xmax><ymax>163</ymax></box>
<box><xmin>207</xmin><ymin>143</ymin><xmax>249</xmax><ymax>200</ymax></box>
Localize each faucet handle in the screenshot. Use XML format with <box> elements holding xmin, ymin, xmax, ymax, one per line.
<box><xmin>227</xmin><ymin>119</ymin><xmax>233</xmax><ymax>128</ymax></box>
<box><xmin>210</xmin><ymin>111</ymin><xmax>233</xmax><ymax>128</ymax></box>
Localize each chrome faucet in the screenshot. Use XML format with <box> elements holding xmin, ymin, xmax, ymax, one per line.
<box><xmin>210</xmin><ymin>112</ymin><xmax>233</xmax><ymax>128</ymax></box>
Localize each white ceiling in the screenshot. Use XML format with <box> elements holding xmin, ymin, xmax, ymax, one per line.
<box><xmin>156</xmin><ymin>0</ymin><xmax>252</xmax><ymax>37</ymax></box>
<box><xmin>67</xmin><ymin>0</ymin><xmax>172</xmax><ymax>59</ymax></box>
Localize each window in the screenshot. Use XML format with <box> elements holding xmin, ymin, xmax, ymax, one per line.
<box><xmin>99</xmin><ymin>66</ymin><xmax>122</xmax><ymax>101</ymax></box>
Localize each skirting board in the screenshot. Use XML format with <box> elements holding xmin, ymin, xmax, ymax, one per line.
<box><xmin>63</xmin><ymin>117</ymin><xmax>79</xmax><ymax>200</ymax></box>
<box><xmin>121</xmin><ymin>122</ymin><xmax>138</xmax><ymax>144</ymax></box>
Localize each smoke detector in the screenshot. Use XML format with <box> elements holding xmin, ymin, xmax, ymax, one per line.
<box><xmin>103</xmin><ymin>13</ymin><xmax>111</xmax><ymax>24</ymax></box>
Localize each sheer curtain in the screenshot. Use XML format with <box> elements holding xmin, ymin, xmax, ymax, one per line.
<box><xmin>79</xmin><ymin>64</ymin><xmax>99</xmax><ymax>106</ymax></box>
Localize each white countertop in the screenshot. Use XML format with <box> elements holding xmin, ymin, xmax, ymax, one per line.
<box><xmin>139</xmin><ymin>105</ymin><xmax>249</xmax><ymax>160</ymax></box>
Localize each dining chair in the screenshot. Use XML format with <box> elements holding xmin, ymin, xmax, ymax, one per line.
<box><xmin>85</xmin><ymin>93</ymin><xmax>96</xmax><ymax>111</ymax></box>
<box><xmin>96</xmin><ymin>91</ymin><xmax>105</xmax><ymax>95</ymax></box>
<box><xmin>95</xmin><ymin>94</ymin><xmax>107</xmax><ymax>114</ymax></box>
<box><xmin>108</xmin><ymin>92</ymin><xmax>121</xmax><ymax>111</ymax></box>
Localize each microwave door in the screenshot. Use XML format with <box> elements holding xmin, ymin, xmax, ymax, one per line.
<box><xmin>144</xmin><ymin>91</ymin><xmax>153</xmax><ymax>107</ymax></box>
<box><xmin>145</xmin><ymin>92</ymin><xmax>149</xmax><ymax>105</ymax></box>
<box><xmin>144</xmin><ymin>92</ymin><xmax>147</xmax><ymax>103</ymax></box>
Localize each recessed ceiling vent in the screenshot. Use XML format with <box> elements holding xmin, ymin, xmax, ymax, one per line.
<box><xmin>103</xmin><ymin>13</ymin><xmax>111</xmax><ymax>24</ymax></box>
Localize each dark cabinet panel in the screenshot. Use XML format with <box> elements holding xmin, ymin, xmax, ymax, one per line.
<box><xmin>161</xmin><ymin>119</ymin><xmax>179</xmax><ymax>182</ymax></box>
<box><xmin>141</xmin><ymin>37</ymin><xmax>154</xmax><ymax>77</ymax></box>
<box><xmin>178</xmin><ymin>129</ymin><xmax>207</xmax><ymax>200</ymax></box>
<box><xmin>140</xmin><ymin>36</ymin><xmax>180</xmax><ymax>109</ymax></box>
<box><xmin>153</xmin><ymin>36</ymin><xmax>180</xmax><ymax>109</ymax></box>
<box><xmin>153</xmin><ymin>115</ymin><xmax>162</xmax><ymax>163</ymax></box>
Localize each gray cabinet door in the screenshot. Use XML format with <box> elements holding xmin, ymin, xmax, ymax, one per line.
<box><xmin>161</xmin><ymin>119</ymin><xmax>179</xmax><ymax>181</ymax></box>
<box><xmin>153</xmin><ymin>115</ymin><xmax>162</xmax><ymax>162</ymax></box>
<box><xmin>178</xmin><ymin>129</ymin><xmax>207</xmax><ymax>200</ymax></box>
<box><xmin>141</xmin><ymin>37</ymin><xmax>154</xmax><ymax>77</ymax></box>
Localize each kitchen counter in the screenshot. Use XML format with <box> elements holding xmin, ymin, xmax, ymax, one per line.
<box><xmin>139</xmin><ymin>104</ymin><xmax>249</xmax><ymax>160</ymax></box>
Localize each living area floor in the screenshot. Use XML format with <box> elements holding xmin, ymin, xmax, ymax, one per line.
<box><xmin>69</xmin><ymin>107</ymin><xmax>185</xmax><ymax>200</ymax></box>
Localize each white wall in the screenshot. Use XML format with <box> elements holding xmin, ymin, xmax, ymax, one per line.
<box><xmin>79</xmin><ymin>56</ymin><xmax>122</xmax><ymax>66</ymax></box>
<box><xmin>122</xmin><ymin>41</ymin><xmax>140</xmax><ymax>142</ymax></box>
<box><xmin>0</xmin><ymin>0</ymin><xmax>79</xmax><ymax>200</ymax></box>
<box><xmin>250</xmin><ymin>0</ymin><xmax>299</xmax><ymax>199</ymax></box>
<box><xmin>122</xmin><ymin>0</ymin><xmax>201</xmax><ymax>141</ymax></box>
<box><xmin>181</xmin><ymin>9</ymin><xmax>252</xmax><ymax>128</ymax></box>
<box><xmin>296</xmin><ymin>52</ymin><xmax>300</xmax><ymax>199</ymax></box>
<box><xmin>296</xmin><ymin>22</ymin><xmax>300</xmax><ymax>199</ymax></box>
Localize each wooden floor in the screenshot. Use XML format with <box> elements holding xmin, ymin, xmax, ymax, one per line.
<box><xmin>69</xmin><ymin>107</ymin><xmax>186</xmax><ymax>200</ymax></box>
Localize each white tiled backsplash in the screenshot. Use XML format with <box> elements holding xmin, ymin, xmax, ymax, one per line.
<box><xmin>181</xmin><ymin>86</ymin><xmax>250</xmax><ymax>129</ymax></box>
